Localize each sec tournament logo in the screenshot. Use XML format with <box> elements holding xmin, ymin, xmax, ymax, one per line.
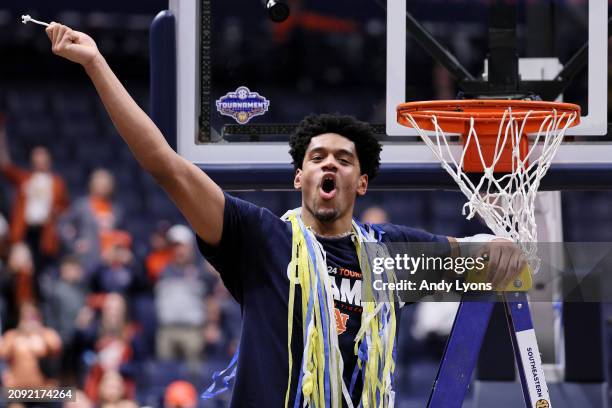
<box><xmin>535</xmin><ymin>399</ymin><xmax>549</xmax><ymax>408</ymax></box>
<box><xmin>216</xmin><ymin>86</ymin><xmax>270</xmax><ymax>124</ymax></box>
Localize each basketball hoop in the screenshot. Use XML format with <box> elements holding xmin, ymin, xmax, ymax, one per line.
<box><xmin>397</xmin><ymin>99</ymin><xmax>580</xmax><ymax>273</ymax></box>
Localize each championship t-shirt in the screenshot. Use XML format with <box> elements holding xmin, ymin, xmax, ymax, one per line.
<box><xmin>197</xmin><ymin>193</ymin><xmax>448</xmax><ymax>407</ymax></box>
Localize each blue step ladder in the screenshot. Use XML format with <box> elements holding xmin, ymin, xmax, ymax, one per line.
<box><xmin>427</xmin><ymin>291</ymin><xmax>551</xmax><ymax>408</ymax></box>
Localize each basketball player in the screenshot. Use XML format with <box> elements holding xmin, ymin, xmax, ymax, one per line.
<box><xmin>45</xmin><ymin>23</ymin><xmax>525</xmax><ymax>407</ymax></box>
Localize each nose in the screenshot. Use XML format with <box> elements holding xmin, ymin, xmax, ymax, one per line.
<box><xmin>321</xmin><ymin>154</ymin><xmax>338</xmax><ymax>171</ymax></box>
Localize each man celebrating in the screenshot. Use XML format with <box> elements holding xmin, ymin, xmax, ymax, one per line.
<box><xmin>45</xmin><ymin>23</ymin><xmax>524</xmax><ymax>407</ymax></box>
<box><xmin>0</xmin><ymin>121</ymin><xmax>69</xmax><ymax>274</ymax></box>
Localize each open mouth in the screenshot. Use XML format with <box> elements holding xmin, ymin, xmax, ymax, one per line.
<box><xmin>320</xmin><ymin>175</ymin><xmax>337</xmax><ymax>200</ymax></box>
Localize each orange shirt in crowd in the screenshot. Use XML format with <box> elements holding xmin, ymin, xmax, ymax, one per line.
<box><xmin>2</xmin><ymin>164</ymin><xmax>69</xmax><ymax>256</ymax></box>
<box><xmin>145</xmin><ymin>248</ymin><xmax>174</xmax><ymax>283</ymax></box>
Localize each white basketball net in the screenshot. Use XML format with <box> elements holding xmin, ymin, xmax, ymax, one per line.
<box><xmin>404</xmin><ymin>107</ymin><xmax>578</xmax><ymax>273</ymax></box>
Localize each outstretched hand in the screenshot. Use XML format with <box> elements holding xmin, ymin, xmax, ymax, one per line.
<box><xmin>45</xmin><ymin>22</ymin><xmax>99</xmax><ymax>67</ymax></box>
<box><xmin>478</xmin><ymin>238</ymin><xmax>527</xmax><ymax>289</ymax></box>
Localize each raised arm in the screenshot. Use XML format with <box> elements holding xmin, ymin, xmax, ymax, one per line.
<box><xmin>45</xmin><ymin>23</ymin><xmax>224</xmax><ymax>246</ymax></box>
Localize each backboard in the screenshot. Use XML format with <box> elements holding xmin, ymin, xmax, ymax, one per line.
<box><xmin>151</xmin><ymin>0</ymin><xmax>612</xmax><ymax>190</ymax></box>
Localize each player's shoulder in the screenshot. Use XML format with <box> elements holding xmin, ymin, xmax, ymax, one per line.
<box><xmin>224</xmin><ymin>192</ymin><xmax>291</xmax><ymax>233</ymax></box>
<box><xmin>225</xmin><ymin>193</ymin><xmax>280</xmax><ymax>219</ymax></box>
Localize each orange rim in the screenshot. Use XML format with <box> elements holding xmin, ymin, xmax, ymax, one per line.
<box><xmin>397</xmin><ymin>99</ymin><xmax>581</xmax><ymax>134</ymax></box>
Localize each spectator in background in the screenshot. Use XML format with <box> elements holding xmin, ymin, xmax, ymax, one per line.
<box><xmin>155</xmin><ymin>225</ymin><xmax>207</xmax><ymax>370</ymax></box>
<box><xmin>360</xmin><ymin>206</ymin><xmax>389</xmax><ymax>225</ymax></box>
<box><xmin>410</xmin><ymin>302</ymin><xmax>458</xmax><ymax>360</ymax></box>
<box><xmin>78</xmin><ymin>293</ymin><xmax>137</xmax><ymax>402</ymax></box>
<box><xmin>0</xmin><ymin>302</ymin><xmax>62</xmax><ymax>388</ymax></box>
<box><xmin>43</xmin><ymin>256</ymin><xmax>88</xmax><ymax>383</ymax></box>
<box><xmin>97</xmin><ymin>370</ymin><xmax>137</xmax><ymax>408</ymax></box>
<box><xmin>164</xmin><ymin>380</ymin><xmax>198</xmax><ymax>408</ymax></box>
<box><xmin>6</xmin><ymin>243</ymin><xmax>36</xmax><ymax>311</ymax></box>
<box><xmin>87</xmin><ymin>230</ymin><xmax>144</xmax><ymax>297</ymax></box>
<box><xmin>3</xmin><ymin>243</ymin><xmax>36</xmax><ymax>335</ymax></box>
<box><xmin>0</xmin><ymin>119</ymin><xmax>69</xmax><ymax>275</ymax></box>
<box><xmin>145</xmin><ymin>220</ymin><xmax>173</xmax><ymax>284</ymax></box>
<box><xmin>59</xmin><ymin>169</ymin><xmax>123</xmax><ymax>271</ymax></box>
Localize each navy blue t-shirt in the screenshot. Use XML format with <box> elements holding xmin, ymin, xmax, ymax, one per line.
<box><xmin>197</xmin><ymin>194</ymin><xmax>448</xmax><ymax>407</ymax></box>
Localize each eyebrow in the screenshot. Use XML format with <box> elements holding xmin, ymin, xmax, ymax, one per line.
<box><xmin>307</xmin><ymin>146</ymin><xmax>355</xmax><ymax>157</ymax></box>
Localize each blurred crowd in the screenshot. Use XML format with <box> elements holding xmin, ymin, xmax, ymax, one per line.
<box><xmin>0</xmin><ymin>120</ymin><xmax>241</xmax><ymax>407</ymax></box>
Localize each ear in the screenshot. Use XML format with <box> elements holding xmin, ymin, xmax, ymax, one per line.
<box><xmin>294</xmin><ymin>168</ymin><xmax>303</xmax><ymax>190</ymax></box>
<box><xmin>356</xmin><ymin>174</ymin><xmax>368</xmax><ymax>196</ymax></box>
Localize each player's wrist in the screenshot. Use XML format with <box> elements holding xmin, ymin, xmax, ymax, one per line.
<box><xmin>455</xmin><ymin>233</ymin><xmax>499</xmax><ymax>257</ymax></box>
<box><xmin>83</xmin><ymin>51</ymin><xmax>104</xmax><ymax>73</ymax></box>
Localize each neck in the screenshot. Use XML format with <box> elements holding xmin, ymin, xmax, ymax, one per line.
<box><xmin>300</xmin><ymin>206</ymin><xmax>354</xmax><ymax>237</ymax></box>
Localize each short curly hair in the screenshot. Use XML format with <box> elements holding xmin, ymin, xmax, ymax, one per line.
<box><xmin>289</xmin><ymin>114</ymin><xmax>382</xmax><ymax>180</ymax></box>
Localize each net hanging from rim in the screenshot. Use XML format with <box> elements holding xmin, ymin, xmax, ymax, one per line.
<box><xmin>397</xmin><ymin>100</ymin><xmax>580</xmax><ymax>273</ymax></box>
